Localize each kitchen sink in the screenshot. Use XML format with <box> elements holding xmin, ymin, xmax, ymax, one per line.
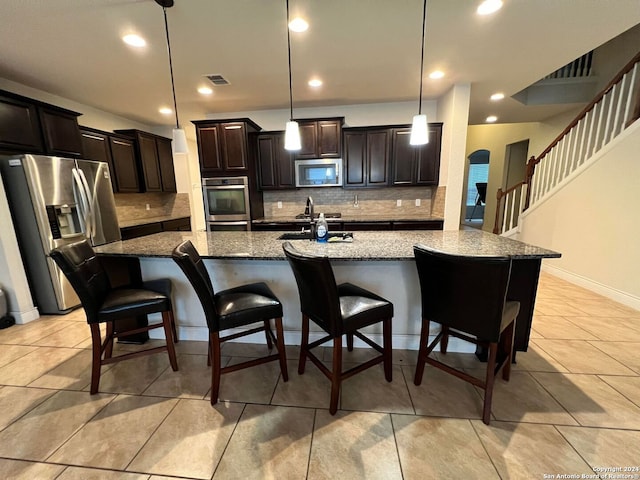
<box><xmin>277</xmin><ymin>232</ymin><xmax>312</xmax><ymax>240</ymax></box>
<box><xmin>277</xmin><ymin>231</ymin><xmax>353</xmax><ymax>241</ymax></box>
<box><xmin>295</xmin><ymin>212</ymin><xmax>342</xmax><ymax>219</ymax></box>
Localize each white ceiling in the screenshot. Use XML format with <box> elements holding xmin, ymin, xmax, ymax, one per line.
<box><xmin>1</xmin><ymin>0</ymin><xmax>639</xmax><ymax>133</ymax></box>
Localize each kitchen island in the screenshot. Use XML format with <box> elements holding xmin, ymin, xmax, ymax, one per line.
<box><xmin>94</xmin><ymin>230</ymin><xmax>560</xmax><ymax>353</ymax></box>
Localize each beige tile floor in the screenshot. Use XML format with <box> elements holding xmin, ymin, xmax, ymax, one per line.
<box><xmin>0</xmin><ymin>272</ymin><xmax>639</xmax><ymax>479</ymax></box>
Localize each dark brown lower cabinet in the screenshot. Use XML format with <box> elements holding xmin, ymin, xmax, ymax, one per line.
<box><xmin>342</xmin><ymin>222</ymin><xmax>392</xmax><ymax>231</ymax></box>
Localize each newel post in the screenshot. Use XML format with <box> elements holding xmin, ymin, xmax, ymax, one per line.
<box><xmin>493</xmin><ymin>187</ymin><xmax>503</xmax><ymax>234</ymax></box>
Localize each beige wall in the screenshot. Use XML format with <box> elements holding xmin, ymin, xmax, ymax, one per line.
<box><xmin>519</xmin><ymin>121</ymin><xmax>640</xmax><ymax>309</ymax></box>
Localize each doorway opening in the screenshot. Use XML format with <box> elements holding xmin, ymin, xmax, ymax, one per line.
<box><xmin>463</xmin><ymin>149</ymin><xmax>490</xmax><ymax>228</ymax></box>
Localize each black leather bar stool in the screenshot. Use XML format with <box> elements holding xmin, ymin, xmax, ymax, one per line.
<box><xmin>282</xmin><ymin>241</ymin><xmax>393</xmax><ymax>415</ymax></box>
<box><xmin>50</xmin><ymin>240</ymin><xmax>178</xmax><ymax>394</ymax></box>
<box><xmin>413</xmin><ymin>245</ymin><xmax>519</xmax><ymax>424</ymax></box>
<box><xmin>172</xmin><ymin>240</ymin><xmax>288</xmax><ymax>405</ymax></box>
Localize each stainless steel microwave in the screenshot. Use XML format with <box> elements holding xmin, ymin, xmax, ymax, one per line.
<box><xmin>295</xmin><ymin>158</ymin><xmax>342</xmax><ymax>187</ymax></box>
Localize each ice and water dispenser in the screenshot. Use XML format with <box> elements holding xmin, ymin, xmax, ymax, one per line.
<box><xmin>45</xmin><ymin>204</ymin><xmax>83</xmax><ymax>239</ymax></box>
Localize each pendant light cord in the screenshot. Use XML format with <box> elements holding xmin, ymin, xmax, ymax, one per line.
<box><xmin>163</xmin><ymin>6</ymin><xmax>180</xmax><ymax>129</ymax></box>
<box><xmin>417</xmin><ymin>0</ymin><xmax>427</xmax><ymax>115</ymax></box>
<box><xmin>286</xmin><ymin>0</ymin><xmax>294</xmax><ymax>121</ymax></box>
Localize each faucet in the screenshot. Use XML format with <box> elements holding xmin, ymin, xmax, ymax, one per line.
<box><xmin>304</xmin><ymin>196</ymin><xmax>315</xmax><ymax>239</ymax></box>
<box><xmin>305</xmin><ymin>196</ymin><xmax>314</xmax><ymax>219</ymax></box>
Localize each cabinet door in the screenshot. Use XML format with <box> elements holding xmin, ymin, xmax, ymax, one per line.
<box><xmin>343</xmin><ymin>131</ymin><xmax>366</xmax><ymax>187</ymax></box>
<box><xmin>318</xmin><ymin>120</ymin><xmax>342</xmax><ymax>157</ymax></box>
<box><xmin>257</xmin><ymin>135</ymin><xmax>277</xmax><ymax>189</ymax></box>
<box><xmin>0</xmin><ymin>95</ymin><xmax>43</xmax><ymax>152</ymax></box>
<box><xmin>257</xmin><ymin>133</ymin><xmax>294</xmax><ymax>190</ymax></box>
<box><xmin>220</xmin><ymin>123</ymin><xmax>248</xmax><ymax>170</ymax></box>
<box><xmin>296</xmin><ymin>122</ymin><xmax>318</xmax><ymax>159</ymax></box>
<box><xmin>39</xmin><ymin>108</ymin><xmax>83</xmax><ymax>157</ymax></box>
<box><xmin>138</xmin><ymin>134</ymin><xmax>162</xmax><ymax>192</ymax></box>
<box><xmin>415</xmin><ymin>124</ymin><xmax>442</xmax><ymax>186</ymax></box>
<box><xmin>391</xmin><ymin>128</ymin><xmax>417</xmax><ymax>185</ymax></box>
<box><xmin>367</xmin><ymin>130</ymin><xmax>390</xmax><ymax>186</ymax></box>
<box><xmin>80</xmin><ymin>130</ymin><xmax>117</xmax><ymax>191</ymax></box>
<box><xmin>157</xmin><ymin>137</ymin><xmax>176</xmax><ymax>192</ymax></box>
<box><xmin>109</xmin><ymin>137</ymin><xmax>139</xmax><ymax>192</ymax></box>
<box><xmin>197</xmin><ymin>125</ymin><xmax>222</xmax><ymax>171</ymax></box>
<box><xmin>393</xmin><ymin>221</ymin><xmax>443</xmax><ymax>230</ymax></box>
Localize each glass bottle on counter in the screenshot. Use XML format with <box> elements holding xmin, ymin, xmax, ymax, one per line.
<box><xmin>316</xmin><ymin>213</ymin><xmax>328</xmax><ymax>242</ymax></box>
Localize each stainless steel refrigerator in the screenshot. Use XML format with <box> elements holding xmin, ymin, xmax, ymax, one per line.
<box><xmin>0</xmin><ymin>154</ymin><xmax>121</xmax><ymax>314</ymax></box>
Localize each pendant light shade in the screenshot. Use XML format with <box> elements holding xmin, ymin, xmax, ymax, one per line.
<box><xmin>410</xmin><ymin>114</ymin><xmax>429</xmax><ymax>145</ymax></box>
<box><xmin>157</xmin><ymin>0</ymin><xmax>188</xmax><ymax>154</ymax></box>
<box><xmin>172</xmin><ymin>128</ymin><xmax>188</xmax><ymax>153</ymax></box>
<box><xmin>284</xmin><ymin>121</ymin><xmax>302</xmax><ymax>150</ymax></box>
<box><xmin>284</xmin><ymin>0</ymin><xmax>301</xmax><ymax>151</ymax></box>
<box><xmin>410</xmin><ymin>0</ymin><xmax>429</xmax><ymax>146</ymax></box>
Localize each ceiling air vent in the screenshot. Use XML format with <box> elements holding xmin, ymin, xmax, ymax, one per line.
<box><xmin>205</xmin><ymin>74</ymin><xmax>230</xmax><ymax>86</ymax></box>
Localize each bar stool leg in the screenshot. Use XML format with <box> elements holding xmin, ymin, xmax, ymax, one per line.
<box><xmin>89</xmin><ymin>323</ymin><xmax>103</xmax><ymax>394</ymax></box>
<box><xmin>275</xmin><ymin>317</ymin><xmax>288</xmax><ymax>382</ymax></box>
<box><xmin>330</xmin><ymin>337</ymin><xmax>342</xmax><ymax>415</ymax></box>
<box><xmin>209</xmin><ymin>331</ymin><xmax>222</xmax><ymax>406</ymax></box>
<box><xmin>298</xmin><ymin>314</ymin><xmax>309</xmax><ymax>375</ymax></box>
<box><xmin>414</xmin><ymin>317</ymin><xmax>431</xmax><ymax>385</ymax></box>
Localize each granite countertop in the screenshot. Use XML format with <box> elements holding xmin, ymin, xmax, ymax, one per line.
<box><xmin>94</xmin><ymin>230</ymin><xmax>561</xmax><ymax>261</ymax></box>
<box><xmin>252</xmin><ymin>215</ymin><xmax>444</xmax><ymax>224</ymax></box>
<box><xmin>119</xmin><ymin>215</ymin><xmax>191</xmax><ymax>229</ymax></box>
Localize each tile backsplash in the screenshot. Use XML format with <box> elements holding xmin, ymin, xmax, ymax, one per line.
<box><xmin>115</xmin><ymin>192</ymin><xmax>191</xmax><ymax>223</ymax></box>
<box><xmin>263</xmin><ymin>186</ymin><xmax>444</xmax><ymax>218</ymax></box>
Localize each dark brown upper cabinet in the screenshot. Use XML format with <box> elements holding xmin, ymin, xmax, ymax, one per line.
<box><xmin>0</xmin><ymin>89</ymin><xmax>82</xmax><ymax>157</ymax></box>
<box><xmin>192</xmin><ymin>118</ymin><xmax>261</xmax><ymax>176</ymax></box>
<box><xmin>391</xmin><ymin>123</ymin><xmax>442</xmax><ymax>187</ymax></box>
<box><xmin>256</xmin><ymin>132</ymin><xmax>295</xmax><ymax>190</ymax></box>
<box><xmin>39</xmin><ymin>107</ymin><xmax>83</xmax><ymax>157</ymax></box>
<box><xmin>294</xmin><ymin>118</ymin><xmax>343</xmax><ymax>159</ymax></box>
<box><xmin>115</xmin><ymin>129</ymin><xmax>175</xmax><ymax>193</ymax></box>
<box><xmin>80</xmin><ymin>126</ymin><xmax>141</xmax><ymax>193</ymax></box>
<box><xmin>343</xmin><ymin>128</ymin><xmax>391</xmax><ymax>188</ymax></box>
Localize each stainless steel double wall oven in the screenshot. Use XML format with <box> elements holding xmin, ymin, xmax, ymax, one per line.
<box><xmin>202</xmin><ymin>176</ymin><xmax>251</xmax><ymax>231</ymax></box>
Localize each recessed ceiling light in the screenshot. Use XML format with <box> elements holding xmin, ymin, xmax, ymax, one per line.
<box><xmin>429</xmin><ymin>70</ymin><xmax>445</xmax><ymax>79</ymax></box>
<box><xmin>486</xmin><ymin>115</ymin><xmax>498</xmax><ymax>123</ymax></box>
<box><xmin>288</xmin><ymin>17</ymin><xmax>309</xmax><ymax>32</ymax></box>
<box><xmin>308</xmin><ymin>79</ymin><xmax>322</xmax><ymax>88</ymax></box>
<box><xmin>122</xmin><ymin>34</ymin><xmax>146</xmax><ymax>47</ymax></box>
<box><xmin>159</xmin><ymin>107</ymin><xmax>173</xmax><ymax>115</ymax></box>
<box><xmin>198</xmin><ymin>86</ymin><xmax>213</xmax><ymax>95</ymax></box>
<box><xmin>477</xmin><ymin>0</ymin><xmax>503</xmax><ymax>15</ymax></box>
<box><xmin>490</xmin><ymin>92</ymin><xmax>505</xmax><ymax>101</ymax></box>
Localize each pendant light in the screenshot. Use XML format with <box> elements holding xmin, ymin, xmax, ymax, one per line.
<box><xmin>284</xmin><ymin>0</ymin><xmax>301</xmax><ymax>151</ymax></box>
<box><xmin>156</xmin><ymin>0</ymin><xmax>188</xmax><ymax>154</ymax></box>
<box><xmin>410</xmin><ymin>0</ymin><xmax>429</xmax><ymax>146</ymax></box>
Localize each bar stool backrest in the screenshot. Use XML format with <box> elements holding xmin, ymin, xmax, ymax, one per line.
<box><xmin>413</xmin><ymin>245</ymin><xmax>512</xmax><ymax>342</ymax></box>
<box><xmin>172</xmin><ymin>240</ymin><xmax>219</xmax><ymax>329</ymax></box>
<box><xmin>282</xmin><ymin>241</ymin><xmax>342</xmax><ymax>336</ymax></box>
<box><xmin>50</xmin><ymin>239</ymin><xmax>111</xmax><ymax>324</ymax></box>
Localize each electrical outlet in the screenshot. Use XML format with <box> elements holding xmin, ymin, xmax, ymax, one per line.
<box><xmin>145</xmin><ymin>203</ymin><xmax>150</xmax><ymax>211</ymax></box>
<box><xmin>277</xmin><ymin>201</ymin><xmax>282</xmax><ymax>209</ymax></box>
<box><xmin>415</xmin><ymin>198</ymin><xmax>421</xmax><ymax>206</ymax></box>
<box><xmin>396</xmin><ymin>199</ymin><xmax>402</xmax><ymax>207</ymax></box>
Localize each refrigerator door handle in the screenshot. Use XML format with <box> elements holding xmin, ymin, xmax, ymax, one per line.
<box><xmin>77</xmin><ymin>168</ymin><xmax>96</xmax><ymax>239</ymax></box>
<box><xmin>72</xmin><ymin>168</ymin><xmax>91</xmax><ymax>239</ymax></box>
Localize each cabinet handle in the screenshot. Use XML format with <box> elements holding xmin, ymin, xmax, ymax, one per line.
<box><xmin>82</xmin><ymin>134</ymin><xmax>105</xmax><ymax>141</ymax></box>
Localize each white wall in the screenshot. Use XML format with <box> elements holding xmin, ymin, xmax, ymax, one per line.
<box><xmin>519</xmin><ymin>122</ymin><xmax>640</xmax><ymax>309</ymax></box>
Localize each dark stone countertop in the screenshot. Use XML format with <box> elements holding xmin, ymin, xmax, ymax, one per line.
<box><xmin>94</xmin><ymin>230</ymin><xmax>561</xmax><ymax>261</ymax></box>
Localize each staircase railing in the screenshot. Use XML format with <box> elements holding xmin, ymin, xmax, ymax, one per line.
<box><xmin>494</xmin><ymin>50</ymin><xmax>640</xmax><ymax>235</ymax></box>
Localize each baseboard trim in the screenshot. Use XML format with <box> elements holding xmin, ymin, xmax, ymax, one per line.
<box><xmin>10</xmin><ymin>307</ymin><xmax>40</xmax><ymax>325</ymax></box>
<box><xmin>542</xmin><ymin>264</ymin><xmax>640</xmax><ymax>312</ymax></box>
